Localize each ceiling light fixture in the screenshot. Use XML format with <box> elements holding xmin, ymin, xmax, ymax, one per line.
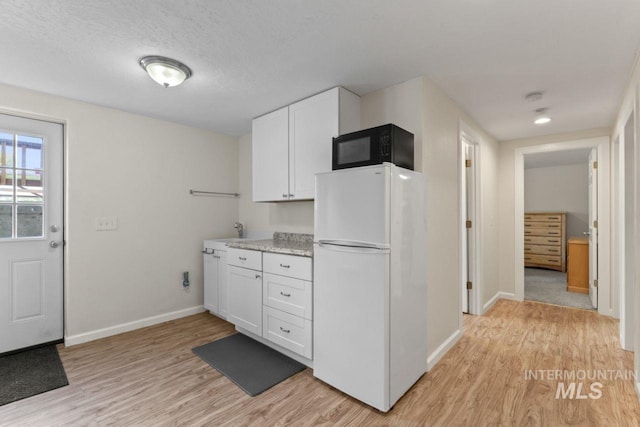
<box><xmin>525</xmin><ymin>91</ymin><xmax>544</xmax><ymax>102</ymax></box>
<box><xmin>533</xmin><ymin>107</ymin><xmax>551</xmax><ymax>125</ymax></box>
<box><xmin>139</xmin><ymin>55</ymin><xmax>192</xmax><ymax>88</ymax></box>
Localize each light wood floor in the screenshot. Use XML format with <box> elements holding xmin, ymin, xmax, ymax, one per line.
<box><xmin>1</xmin><ymin>299</ymin><xmax>639</xmax><ymax>426</ymax></box>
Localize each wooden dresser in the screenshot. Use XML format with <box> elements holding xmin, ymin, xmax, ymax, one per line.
<box><xmin>524</xmin><ymin>212</ymin><xmax>566</xmax><ymax>272</ymax></box>
<box><xmin>566</xmin><ymin>237</ymin><xmax>589</xmax><ymax>293</ymax></box>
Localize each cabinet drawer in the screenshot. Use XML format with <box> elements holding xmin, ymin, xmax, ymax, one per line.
<box><xmin>524</xmin><ymin>228</ymin><xmax>562</xmax><ymax>237</ymax></box>
<box><xmin>263</xmin><ymin>273</ymin><xmax>312</xmax><ymax>320</ymax></box>
<box><xmin>524</xmin><ymin>214</ymin><xmax>563</xmax><ymax>222</ymax></box>
<box><xmin>524</xmin><ymin>245</ymin><xmax>562</xmax><ymax>256</ymax></box>
<box><xmin>227</xmin><ymin>248</ymin><xmax>262</xmax><ymax>271</ymax></box>
<box><xmin>524</xmin><ymin>236</ymin><xmax>562</xmax><ymax>246</ymax></box>
<box><xmin>524</xmin><ymin>221</ymin><xmax>562</xmax><ymax>230</ymax></box>
<box><xmin>524</xmin><ymin>254</ymin><xmax>562</xmax><ymax>266</ymax></box>
<box><xmin>263</xmin><ymin>306</ymin><xmax>312</xmax><ymax>359</ymax></box>
<box><xmin>263</xmin><ymin>252</ymin><xmax>312</xmax><ymax>281</ymax></box>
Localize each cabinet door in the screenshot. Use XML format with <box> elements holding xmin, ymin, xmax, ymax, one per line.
<box><xmin>252</xmin><ymin>106</ymin><xmax>290</xmax><ymax>202</ymax></box>
<box><xmin>288</xmin><ymin>88</ymin><xmax>339</xmax><ymax>200</ymax></box>
<box><xmin>203</xmin><ymin>250</ymin><xmax>218</xmax><ymax>313</ymax></box>
<box><xmin>217</xmin><ymin>251</ymin><xmax>228</xmax><ymax>318</ymax></box>
<box><xmin>228</xmin><ymin>265</ymin><xmax>262</xmax><ymax>335</ymax></box>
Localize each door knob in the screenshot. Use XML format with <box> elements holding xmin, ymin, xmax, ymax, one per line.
<box><xmin>50</xmin><ymin>225</ymin><xmax>60</xmax><ymax>232</ymax></box>
<box><xmin>49</xmin><ymin>241</ymin><xmax>60</xmax><ymax>248</ymax></box>
<box><xmin>583</xmin><ymin>231</ymin><xmax>591</xmax><ymax>237</ymax></box>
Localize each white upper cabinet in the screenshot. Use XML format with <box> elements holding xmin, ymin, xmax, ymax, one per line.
<box><xmin>252</xmin><ymin>106</ymin><xmax>290</xmax><ymax>202</ymax></box>
<box><xmin>252</xmin><ymin>87</ymin><xmax>360</xmax><ymax>202</ymax></box>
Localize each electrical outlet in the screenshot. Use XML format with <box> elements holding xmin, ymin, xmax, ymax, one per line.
<box><xmin>95</xmin><ymin>216</ymin><xmax>118</xmax><ymax>231</ymax></box>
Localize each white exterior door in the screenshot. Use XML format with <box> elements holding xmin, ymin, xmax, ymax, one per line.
<box><xmin>588</xmin><ymin>149</ymin><xmax>598</xmax><ymax>308</ymax></box>
<box><xmin>0</xmin><ymin>114</ymin><xmax>63</xmax><ymax>353</ymax></box>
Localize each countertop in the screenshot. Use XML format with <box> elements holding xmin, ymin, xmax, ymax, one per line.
<box><xmin>225</xmin><ymin>232</ymin><xmax>314</xmax><ymax>257</ymax></box>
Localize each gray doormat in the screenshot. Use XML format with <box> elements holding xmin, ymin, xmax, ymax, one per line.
<box><xmin>192</xmin><ymin>333</ymin><xmax>305</xmax><ymax>396</ymax></box>
<box><xmin>0</xmin><ymin>345</ymin><xmax>69</xmax><ymax>406</ymax></box>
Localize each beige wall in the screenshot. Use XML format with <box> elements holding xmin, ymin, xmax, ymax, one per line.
<box><xmin>360</xmin><ymin>77</ymin><xmax>499</xmax><ymax>363</ymax></box>
<box><xmin>497</xmin><ymin>127</ymin><xmax>611</xmax><ymax>297</ymax></box>
<box><xmin>0</xmin><ymin>83</ymin><xmax>240</xmax><ymax>339</ymax></box>
<box><xmin>525</xmin><ymin>163</ymin><xmax>589</xmax><ymax>238</ymax></box>
<box><xmin>237</xmin><ymin>134</ymin><xmax>314</xmax><ymax>236</ymax></box>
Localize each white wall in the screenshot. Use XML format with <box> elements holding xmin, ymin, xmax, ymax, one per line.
<box><xmin>497</xmin><ymin>128</ymin><xmax>611</xmax><ymax>298</ymax></box>
<box><xmin>360</xmin><ymin>76</ymin><xmax>499</xmax><ymax>366</ymax></box>
<box><xmin>524</xmin><ymin>163</ymin><xmax>589</xmax><ymax>238</ymax></box>
<box><xmin>0</xmin><ymin>83</ymin><xmax>240</xmax><ymax>341</ymax></box>
<box><xmin>610</xmin><ymin>55</ymin><xmax>640</xmax><ymax>397</ymax></box>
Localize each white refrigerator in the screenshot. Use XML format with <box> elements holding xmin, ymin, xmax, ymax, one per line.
<box><xmin>313</xmin><ymin>163</ymin><xmax>427</xmax><ymax>412</ymax></box>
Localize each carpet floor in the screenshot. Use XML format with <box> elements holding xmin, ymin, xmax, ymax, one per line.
<box><xmin>0</xmin><ymin>345</ymin><xmax>68</xmax><ymax>406</ymax></box>
<box><xmin>525</xmin><ymin>267</ymin><xmax>595</xmax><ymax>310</ymax></box>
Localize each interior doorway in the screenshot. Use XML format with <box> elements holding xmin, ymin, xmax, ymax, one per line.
<box><xmin>459</xmin><ymin>122</ymin><xmax>481</xmax><ymax>316</ymax></box>
<box><xmin>514</xmin><ymin>137</ymin><xmax>611</xmax><ymax>316</ymax></box>
<box><xmin>522</xmin><ymin>149</ymin><xmax>596</xmax><ymax>310</ymax></box>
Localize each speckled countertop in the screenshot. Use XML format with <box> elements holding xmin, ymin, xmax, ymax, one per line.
<box><xmin>226</xmin><ymin>232</ymin><xmax>314</xmax><ymax>257</ymax></box>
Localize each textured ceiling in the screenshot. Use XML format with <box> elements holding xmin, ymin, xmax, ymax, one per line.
<box><xmin>1</xmin><ymin>1</ymin><xmax>639</xmax><ymax>140</ymax></box>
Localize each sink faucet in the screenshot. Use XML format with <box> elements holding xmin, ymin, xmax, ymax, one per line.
<box><xmin>234</xmin><ymin>222</ymin><xmax>244</xmax><ymax>238</ymax></box>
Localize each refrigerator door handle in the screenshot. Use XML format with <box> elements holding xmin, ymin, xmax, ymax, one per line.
<box><xmin>317</xmin><ymin>242</ymin><xmax>390</xmax><ymax>254</ymax></box>
<box><xmin>317</xmin><ymin>240</ymin><xmax>389</xmax><ymax>250</ymax></box>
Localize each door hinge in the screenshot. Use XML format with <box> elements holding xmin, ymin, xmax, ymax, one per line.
<box><xmin>466</xmin><ymin>281</ymin><xmax>472</xmax><ymax>290</ymax></box>
<box><xmin>593</xmin><ymin>220</ymin><xmax>598</xmax><ymax>228</ymax></box>
<box><xmin>593</xmin><ymin>161</ymin><xmax>598</xmax><ymax>169</ymax></box>
<box><xmin>465</xmin><ymin>159</ymin><xmax>471</xmax><ymax>168</ymax></box>
<box><xmin>594</xmin><ymin>279</ymin><xmax>599</xmax><ymax>288</ymax></box>
<box><xmin>466</xmin><ymin>220</ymin><xmax>472</xmax><ymax>228</ymax></box>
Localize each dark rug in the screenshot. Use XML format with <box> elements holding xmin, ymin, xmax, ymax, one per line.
<box><xmin>0</xmin><ymin>345</ymin><xmax>69</xmax><ymax>406</ymax></box>
<box><xmin>192</xmin><ymin>333</ymin><xmax>305</xmax><ymax>396</ymax></box>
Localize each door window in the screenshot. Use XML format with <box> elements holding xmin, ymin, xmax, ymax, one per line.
<box><xmin>0</xmin><ymin>132</ymin><xmax>44</xmax><ymax>239</ymax></box>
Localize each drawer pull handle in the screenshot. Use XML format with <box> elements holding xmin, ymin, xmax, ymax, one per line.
<box><xmin>279</xmin><ymin>263</ymin><xmax>290</xmax><ymax>269</ymax></box>
<box><xmin>202</xmin><ymin>249</ymin><xmax>214</xmax><ymax>254</ymax></box>
<box><xmin>213</xmin><ymin>255</ymin><xmax>221</xmax><ymax>259</ymax></box>
<box><xmin>524</xmin><ymin>238</ymin><xmax>531</xmax><ymax>242</ymax></box>
<box><xmin>279</xmin><ymin>327</ymin><xmax>290</xmax><ymax>334</ymax></box>
<box><xmin>548</xmin><ymin>249</ymin><xmax>559</xmax><ymax>253</ymax></box>
<box><xmin>255</xmin><ymin>274</ymin><xmax>261</xmax><ymax>279</ymax></box>
<box><xmin>549</xmin><ymin>240</ymin><xmax>559</xmax><ymax>243</ymax></box>
<box><xmin>549</xmin><ymin>225</ymin><xmax>559</xmax><ymax>228</ymax></box>
<box><xmin>548</xmin><ymin>259</ymin><xmax>557</xmax><ymax>262</ymax></box>
<box><xmin>525</xmin><ymin>257</ymin><xmax>531</xmax><ymax>261</ymax></box>
<box><xmin>549</xmin><ymin>216</ymin><xmax>559</xmax><ymax>219</ymax></box>
<box><xmin>282</xmin><ymin>193</ymin><xmax>288</xmax><ymax>198</ymax></box>
<box><xmin>524</xmin><ymin>224</ymin><xmax>531</xmax><ymax>227</ymax></box>
<box><xmin>239</xmin><ymin>257</ymin><xmax>247</xmax><ymax>261</ymax></box>
<box><xmin>280</xmin><ymin>291</ymin><xmax>291</xmax><ymax>297</ymax></box>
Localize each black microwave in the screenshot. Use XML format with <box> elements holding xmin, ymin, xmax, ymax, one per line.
<box><xmin>332</xmin><ymin>124</ymin><xmax>414</xmax><ymax>170</ymax></box>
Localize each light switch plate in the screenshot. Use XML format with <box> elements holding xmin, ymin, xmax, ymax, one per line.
<box><xmin>96</xmin><ymin>216</ymin><xmax>118</xmax><ymax>231</ymax></box>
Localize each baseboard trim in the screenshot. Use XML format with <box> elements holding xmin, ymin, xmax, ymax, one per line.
<box><xmin>65</xmin><ymin>305</ymin><xmax>206</xmax><ymax>347</ymax></box>
<box><xmin>483</xmin><ymin>292</ymin><xmax>517</xmax><ymax>313</ymax></box>
<box><xmin>427</xmin><ymin>329</ymin><xmax>462</xmax><ymax>371</ymax></box>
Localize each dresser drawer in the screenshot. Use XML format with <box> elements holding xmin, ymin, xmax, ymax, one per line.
<box><xmin>524</xmin><ymin>236</ymin><xmax>562</xmax><ymax>246</ymax></box>
<box><xmin>524</xmin><ymin>228</ymin><xmax>562</xmax><ymax>237</ymax></box>
<box><xmin>524</xmin><ymin>254</ymin><xmax>562</xmax><ymax>266</ymax></box>
<box><xmin>263</xmin><ymin>273</ymin><xmax>312</xmax><ymax>320</ymax></box>
<box><xmin>263</xmin><ymin>306</ymin><xmax>312</xmax><ymax>359</ymax></box>
<box><xmin>524</xmin><ymin>244</ymin><xmax>563</xmax><ymax>256</ymax></box>
<box><xmin>227</xmin><ymin>248</ymin><xmax>262</xmax><ymax>271</ymax></box>
<box><xmin>524</xmin><ymin>221</ymin><xmax>562</xmax><ymax>230</ymax></box>
<box><xmin>524</xmin><ymin>214</ymin><xmax>564</xmax><ymax>222</ymax></box>
<box><xmin>263</xmin><ymin>252</ymin><xmax>312</xmax><ymax>281</ymax></box>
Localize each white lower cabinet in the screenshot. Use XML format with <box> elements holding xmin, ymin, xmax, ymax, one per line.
<box><xmin>228</xmin><ymin>263</ymin><xmax>263</xmax><ymax>336</ymax></box>
<box><xmin>263</xmin><ymin>306</ymin><xmax>312</xmax><ymax>359</ymax></box>
<box><xmin>262</xmin><ymin>253</ymin><xmax>313</xmax><ymax>359</ymax></box>
<box><xmin>226</xmin><ymin>248</ymin><xmax>313</xmax><ymax>361</ymax></box>
<box><xmin>203</xmin><ymin>242</ymin><xmax>229</xmax><ymax>319</ymax></box>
